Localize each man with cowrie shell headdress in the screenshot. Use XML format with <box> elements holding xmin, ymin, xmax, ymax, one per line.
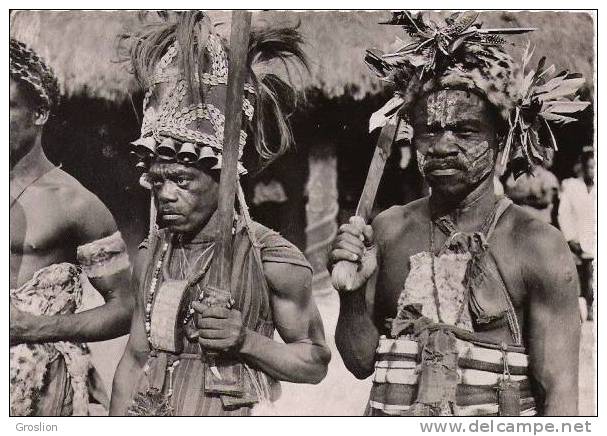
<box><xmin>110</xmin><ymin>11</ymin><xmax>330</xmax><ymax>416</ymax></box>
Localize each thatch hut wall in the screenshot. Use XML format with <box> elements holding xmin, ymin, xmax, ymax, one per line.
<box><xmin>11</xmin><ymin>10</ymin><xmax>595</xmax><ymax>101</ymax></box>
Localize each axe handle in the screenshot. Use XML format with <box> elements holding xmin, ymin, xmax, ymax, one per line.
<box><xmin>331</xmin><ymin>120</ymin><xmax>399</xmax><ymax>292</ymax></box>
<box><xmin>211</xmin><ymin>11</ymin><xmax>252</xmax><ymax>291</ymax></box>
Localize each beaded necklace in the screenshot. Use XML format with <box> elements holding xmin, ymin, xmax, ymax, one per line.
<box><xmin>144</xmin><ymin>238</ymin><xmax>170</xmax><ymax>341</ymax></box>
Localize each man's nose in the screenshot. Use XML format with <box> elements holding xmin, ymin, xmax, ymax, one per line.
<box><xmin>428</xmin><ymin>130</ymin><xmax>459</xmax><ymax>157</ymax></box>
<box><xmin>156</xmin><ymin>182</ymin><xmax>178</xmax><ymax>202</ymax></box>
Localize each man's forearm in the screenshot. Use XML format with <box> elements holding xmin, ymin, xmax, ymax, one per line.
<box><xmin>109</xmin><ymin>349</ymin><xmax>147</xmax><ymax>416</ymax></box>
<box><xmin>239</xmin><ymin>330</ymin><xmax>330</xmax><ymax>384</ymax></box>
<box><xmin>543</xmin><ymin>381</ymin><xmax>579</xmax><ymax>416</ymax></box>
<box><xmin>335</xmin><ymin>288</ymin><xmax>379</xmax><ymax>379</ymax></box>
<box><xmin>25</xmin><ymin>298</ymin><xmax>132</xmax><ymax>343</ymax></box>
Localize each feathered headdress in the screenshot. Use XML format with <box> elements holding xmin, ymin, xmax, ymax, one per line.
<box><xmin>365</xmin><ymin>11</ymin><xmax>590</xmax><ymax>177</ymax></box>
<box><xmin>120</xmin><ymin>11</ymin><xmax>308</xmax><ymax>180</ymax></box>
<box><xmin>502</xmin><ymin>42</ymin><xmax>591</xmax><ymax>177</ymax></box>
<box><xmin>10</xmin><ymin>38</ymin><xmax>60</xmax><ymax>110</ymax></box>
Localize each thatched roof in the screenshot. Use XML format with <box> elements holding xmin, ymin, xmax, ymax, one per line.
<box><xmin>10</xmin><ymin>10</ymin><xmax>595</xmax><ymax>101</ymax></box>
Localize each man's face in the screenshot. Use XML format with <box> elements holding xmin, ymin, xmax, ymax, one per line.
<box><xmin>9</xmin><ymin>78</ymin><xmax>47</xmax><ymax>162</ymax></box>
<box><xmin>148</xmin><ymin>161</ymin><xmax>219</xmax><ymax>235</ymax></box>
<box><xmin>583</xmin><ymin>157</ymin><xmax>595</xmax><ymax>184</ymax></box>
<box><xmin>412</xmin><ymin>89</ymin><xmax>499</xmax><ymax>198</ymax></box>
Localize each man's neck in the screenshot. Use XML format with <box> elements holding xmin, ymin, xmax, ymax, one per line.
<box><xmin>429</xmin><ymin>174</ymin><xmax>497</xmax><ymax>231</ymax></box>
<box><xmin>10</xmin><ymin>140</ymin><xmax>53</xmax><ymax>181</ymax></box>
<box><xmin>175</xmin><ymin>208</ymin><xmax>219</xmax><ymax>244</ymax></box>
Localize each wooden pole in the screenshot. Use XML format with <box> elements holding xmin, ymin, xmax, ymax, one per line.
<box><xmin>211</xmin><ymin>11</ymin><xmax>252</xmax><ymax>291</ymax></box>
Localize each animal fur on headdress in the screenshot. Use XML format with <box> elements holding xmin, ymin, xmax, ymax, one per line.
<box><xmin>10</xmin><ymin>38</ymin><xmax>60</xmax><ymax>110</ymax></box>
<box><xmin>120</xmin><ymin>11</ymin><xmax>308</xmax><ymax>170</ymax></box>
<box><xmin>366</xmin><ymin>12</ymin><xmax>531</xmax><ymax>134</ymax></box>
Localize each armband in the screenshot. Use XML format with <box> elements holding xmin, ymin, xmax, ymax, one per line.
<box><xmin>77</xmin><ymin>231</ymin><xmax>130</xmax><ymax>277</ymax></box>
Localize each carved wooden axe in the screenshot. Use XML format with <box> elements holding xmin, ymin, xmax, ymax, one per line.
<box><xmin>331</xmin><ymin>116</ymin><xmax>400</xmax><ymax>291</ymax></box>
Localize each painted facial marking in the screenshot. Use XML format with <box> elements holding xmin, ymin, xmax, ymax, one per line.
<box><xmin>417</xmin><ymin>150</ymin><xmax>427</xmax><ymax>177</ymax></box>
<box><xmin>426</xmin><ymin>90</ymin><xmax>459</xmax><ymax>128</ymax></box>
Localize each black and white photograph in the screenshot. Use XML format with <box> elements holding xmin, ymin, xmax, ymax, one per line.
<box><xmin>8</xmin><ymin>7</ymin><xmax>597</xmax><ymax>422</ymax></box>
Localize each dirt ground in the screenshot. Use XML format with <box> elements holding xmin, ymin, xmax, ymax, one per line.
<box><xmin>83</xmin><ymin>284</ymin><xmax>597</xmax><ymax>416</ymax></box>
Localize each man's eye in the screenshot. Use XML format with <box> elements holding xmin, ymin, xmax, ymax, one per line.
<box><xmin>457</xmin><ymin>131</ymin><xmax>474</xmax><ymax>136</ymax></box>
<box><xmin>175</xmin><ymin>178</ymin><xmax>189</xmax><ymax>188</ymax></box>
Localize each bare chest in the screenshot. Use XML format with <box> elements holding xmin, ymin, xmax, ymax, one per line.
<box><xmin>375</xmin><ymin>220</ymin><xmax>527</xmax><ymax>332</ymax></box>
<box><xmin>10</xmin><ymin>189</ymin><xmax>75</xmax><ymax>256</ymax></box>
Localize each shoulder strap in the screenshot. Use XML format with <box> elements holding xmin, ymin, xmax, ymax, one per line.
<box><xmin>485</xmin><ymin>197</ymin><xmax>513</xmax><ymax>241</ymax></box>
<box><xmin>237</xmin><ymin>182</ymin><xmax>265</xmax><ymax>271</ymax></box>
<box><xmin>477</xmin><ymin>197</ymin><xmax>522</xmax><ymax>345</ymax></box>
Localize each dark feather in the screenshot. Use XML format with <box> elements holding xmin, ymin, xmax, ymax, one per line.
<box><xmin>364</xmin><ymin>48</ymin><xmax>390</xmax><ymax>78</ymax></box>
<box><xmin>247</xmin><ymin>25</ymin><xmax>309</xmax><ymax>167</ymax></box>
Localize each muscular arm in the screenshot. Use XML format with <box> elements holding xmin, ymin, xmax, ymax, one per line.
<box><xmin>335</xmin><ymin>270</ymin><xmax>379</xmax><ymax>379</ymax></box>
<box><xmin>17</xmin><ymin>192</ymin><xmax>133</xmax><ymax>343</ymax></box>
<box><xmin>110</xmin><ymin>250</ymin><xmax>150</xmax><ymax>416</ymax></box>
<box><xmin>523</xmin><ymin>223</ymin><xmax>581</xmax><ymax>416</ymax></box>
<box><xmin>238</xmin><ymin>263</ymin><xmax>331</xmax><ymax>384</ymax></box>
<box><xmin>334</xmin><ymin>214</ymin><xmax>385</xmax><ymax>379</ymax></box>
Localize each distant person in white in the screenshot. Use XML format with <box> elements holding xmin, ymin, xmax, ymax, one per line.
<box><xmin>558</xmin><ymin>149</ymin><xmax>595</xmax><ymax>320</ymax></box>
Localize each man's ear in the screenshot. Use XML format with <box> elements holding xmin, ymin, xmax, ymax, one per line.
<box><xmin>33</xmin><ymin>106</ymin><xmax>49</xmax><ymax>126</ymax></box>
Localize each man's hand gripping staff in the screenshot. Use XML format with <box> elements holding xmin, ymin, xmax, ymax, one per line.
<box><xmin>330</xmin><ymin>117</ymin><xmax>399</xmax><ymax>292</ymax></box>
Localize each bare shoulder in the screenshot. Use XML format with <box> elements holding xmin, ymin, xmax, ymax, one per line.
<box><xmin>504</xmin><ymin>204</ymin><xmax>576</xmax><ymax>292</ymax></box>
<box><xmin>45</xmin><ymin>168</ymin><xmax>99</xmax><ymax>212</ymax></box>
<box><xmin>506</xmin><ymin>204</ymin><xmax>569</xmax><ymax>257</ymax></box>
<box><xmin>48</xmin><ymin>168</ymin><xmax>117</xmax><ymax>242</ymax></box>
<box><xmin>263</xmin><ymin>261</ymin><xmax>312</xmax><ymax>302</ymax></box>
<box><xmin>372</xmin><ymin>197</ymin><xmax>428</xmax><ymax>244</ymax></box>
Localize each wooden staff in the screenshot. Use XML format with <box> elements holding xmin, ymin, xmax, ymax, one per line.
<box><xmin>209</xmin><ymin>11</ymin><xmax>252</xmax><ymax>292</ymax></box>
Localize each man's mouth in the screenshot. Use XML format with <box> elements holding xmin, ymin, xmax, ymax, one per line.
<box><xmin>424</xmin><ymin>161</ymin><xmax>465</xmax><ymax>176</ymax></box>
<box><xmin>429</xmin><ymin>168</ymin><xmax>460</xmax><ymax>176</ymax></box>
<box><xmin>159</xmin><ymin>210</ymin><xmax>183</xmax><ymax>219</ymax></box>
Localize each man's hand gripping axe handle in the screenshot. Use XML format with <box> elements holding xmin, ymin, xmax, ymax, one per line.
<box><xmin>331</xmin><ymin>117</ymin><xmax>400</xmax><ymax>291</ymax></box>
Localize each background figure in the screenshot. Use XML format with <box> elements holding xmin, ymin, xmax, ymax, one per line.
<box><xmin>559</xmin><ymin>148</ymin><xmax>595</xmax><ymax>320</ymax></box>
<box><xmin>10</xmin><ymin>38</ymin><xmax>132</xmax><ymax>416</ymax></box>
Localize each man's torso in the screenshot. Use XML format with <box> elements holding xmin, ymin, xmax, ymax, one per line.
<box><xmin>373</xmin><ymin>197</ymin><xmax>538</xmax><ymax>345</ymax></box>
<box><xmin>10</xmin><ymin>168</ymin><xmax>89</xmax><ymax>288</ymax></box>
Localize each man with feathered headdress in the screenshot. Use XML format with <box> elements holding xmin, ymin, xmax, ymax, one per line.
<box><xmin>329</xmin><ymin>11</ymin><xmax>589</xmax><ymax>416</ymax></box>
<box><xmin>110</xmin><ymin>12</ymin><xmax>330</xmax><ymax>416</ymax></box>
<box><xmin>10</xmin><ymin>38</ymin><xmax>133</xmax><ymax>415</ymax></box>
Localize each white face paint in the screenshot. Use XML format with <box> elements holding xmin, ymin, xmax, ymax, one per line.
<box><xmin>426</xmin><ymin>90</ymin><xmax>459</xmax><ymax>128</ymax></box>
<box><xmin>417</xmin><ymin>150</ymin><xmax>427</xmax><ymax>177</ymax></box>
<box><xmin>411</xmin><ymin>90</ymin><xmax>499</xmax><ymax>197</ymax></box>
